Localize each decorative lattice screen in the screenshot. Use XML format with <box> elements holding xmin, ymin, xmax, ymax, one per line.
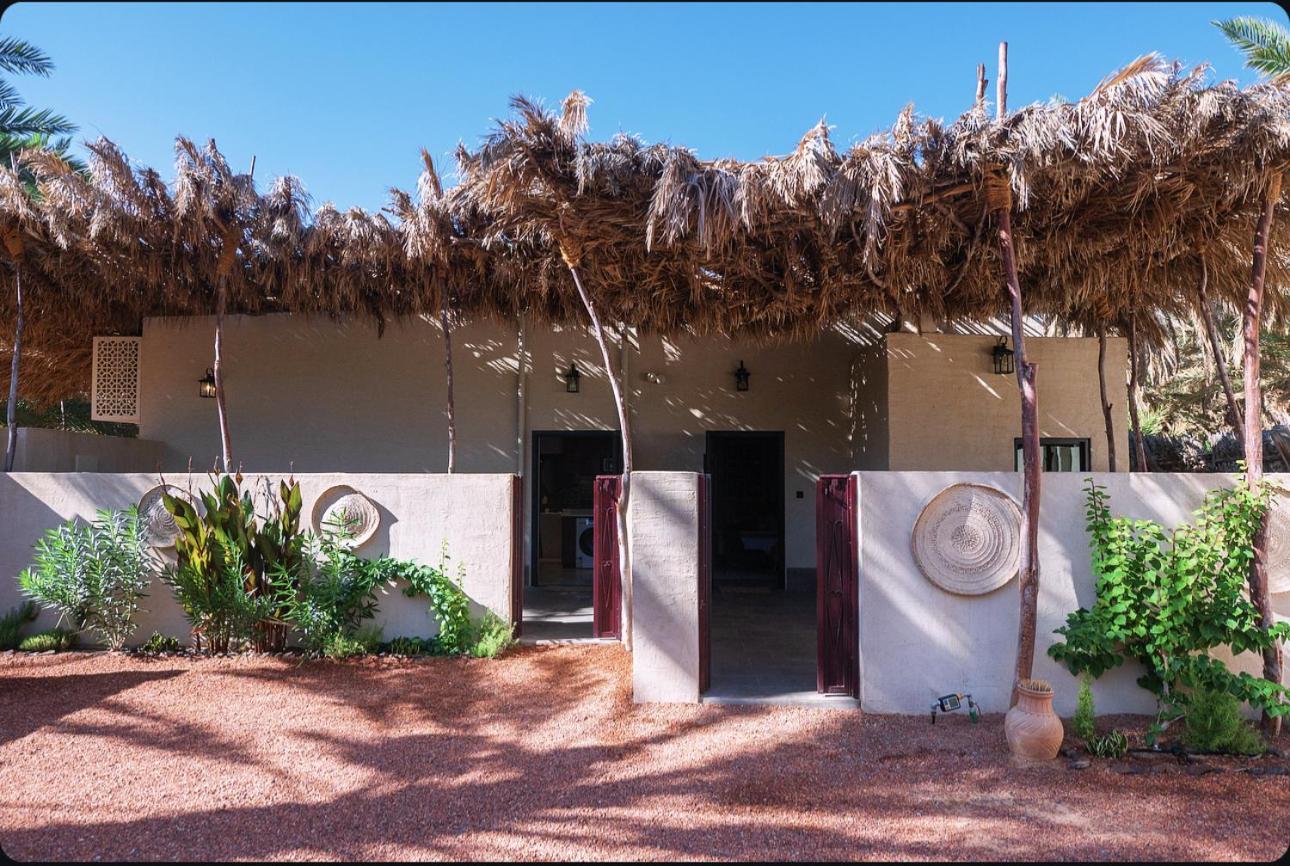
<box><xmin>91</xmin><ymin>336</ymin><xmax>141</xmax><ymax>423</ymax></box>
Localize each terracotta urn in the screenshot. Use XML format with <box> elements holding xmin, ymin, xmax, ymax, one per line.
<box><xmin>1004</xmin><ymin>679</ymin><xmax>1064</xmax><ymax>762</ymax></box>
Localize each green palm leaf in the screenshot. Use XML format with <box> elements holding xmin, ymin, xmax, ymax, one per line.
<box><xmin>0</xmin><ymin>36</ymin><xmax>53</xmax><ymax>77</ymax></box>
<box><xmin>1214</xmin><ymin>16</ymin><xmax>1290</xmax><ymax>78</ymax></box>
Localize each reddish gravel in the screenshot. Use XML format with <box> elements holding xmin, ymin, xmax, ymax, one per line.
<box><xmin>0</xmin><ymin>646</ymin><xmax>1287</xmax><ymax>862</ymax></box>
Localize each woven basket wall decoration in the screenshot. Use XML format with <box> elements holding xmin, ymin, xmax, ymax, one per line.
<box><xmin>311</xmin><ymin>485</ymin><xmax>380</xmax><ymax>548</ymax></box>
<box><xmin>137</xmin><ymin>484</ymin><xmax>191</xmax><ymax>549</ymax></box>
<box><xmin>1268</xmin><ymin>495</ymin><xmax>1289</xmax><ymax>596</ymax></box>
<box><xmin>912</xmin><ymin>483</ymin><xmax>1022</xmax><ymax>596</ymax></box>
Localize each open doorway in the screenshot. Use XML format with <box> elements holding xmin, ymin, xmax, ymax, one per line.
<box><xmin>703</xmin><ymin>432</ymin><xmax>816</xmax><ymax>702</ymax></box>
<box><xmin>525</xmin><ymin>430</ymin><xmax>621</xmax><ymax>640</ymax></box>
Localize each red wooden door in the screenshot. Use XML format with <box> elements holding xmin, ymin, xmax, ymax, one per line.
<box><xmin>593</xmin><ymin>475</ymin><xmax>622</xmax><ymax>639</ymax></box>
<box><xmin>698</xmin><ymin>473</ymin><xmax>712</xmax><ymax>694</ymax></box>
<box><xmin>817</xmin><ymin>474</ymin><xmax>858</xmax><ymax>697</ymax></box>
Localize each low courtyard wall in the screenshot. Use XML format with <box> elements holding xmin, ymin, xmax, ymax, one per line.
<box><xmin>855</xmin><ymin>471</ymin><xmax>1290</xmax><ymax>716</ymax></box>
<box><xmin>0</xmin><ymin>472</ymin><xmax>519</xmax><ymax>646</ymax></box>
<box><xmin>12</xmin><ymin>428</ymin><xmax>164</xmax><ymax>473</ymax></box>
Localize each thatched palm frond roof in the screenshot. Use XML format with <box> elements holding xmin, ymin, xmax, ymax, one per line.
<box><xmin>2</xmin><ymin>54</ymin><xmax>1290</xmax><ymax>404</ymax></box>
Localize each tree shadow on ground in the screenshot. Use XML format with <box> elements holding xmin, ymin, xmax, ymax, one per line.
<box><xmin>0</xmin><ymin>668</ymin><xmax>184</xmax><ymax>747</ymax></box>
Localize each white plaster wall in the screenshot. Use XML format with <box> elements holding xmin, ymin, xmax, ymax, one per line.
<box><xmin>0</xmin><ymin>472</ymin><xmax>517</xmax><ymax>647</ymax></box>
<box><xmin>629</xmin><ymin>471</ymin><xmax>701</xmax><ymax>703</ymax></box>
<box><xmin>13</xmin><ymin>428</ymin><xmax>164</xmax><ymax>472</ymax></box>
<box><xmin>854</xmin><ymin>471</ymin><xmax>1290</xmax><ymax>716</ymax></box>
<box><xmin>883</xmin><ymin>334</ymin><xmax>1129</xmax><ymax>472</ymax></box>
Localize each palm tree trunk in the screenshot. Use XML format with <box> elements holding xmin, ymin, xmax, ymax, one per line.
<box><xmin>566</xmin><ymin>262</ymin><xmax>634</xmax><ymax>651</ymax></box>
<box><xmin>1127</xmin><ymin>313</ymin><xmax>1149</xmax><ymax>472</ymax></box>
<box><xmin>1196</xmin><ymin>255</ymin><xmax>1245</xmax><ymax>441</ymax></box>
<box><xmin>440</xmin><ymin>295</ymin><xmax>456</xmax><ymax>474</ymax></box>
<box><xmin>1244</xmin><ymin>172</ymin><xmax>1282</xmax><ymax>736</ymax></box>
<box><xmin>1097</xmin><ymin>328</ymin><xmax>1117</xmax><ymax>472</ymax></box>
<box><xmin>993</xmin><ymin>42</ymin><xmax>1042</xmax><ymax>701</ymax></box>
<box><xmin>3</xmin><ymin>261</ymin><xmax>22</xmax><ymax>472</ymax></box>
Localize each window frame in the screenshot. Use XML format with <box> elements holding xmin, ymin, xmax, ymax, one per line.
<box><xmin>1013</xmin><ymin>437</ymin><xmax>1092</xmax><ymax>472</ymax></box>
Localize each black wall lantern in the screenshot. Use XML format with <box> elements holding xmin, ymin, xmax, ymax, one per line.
<box><xmin>564</xmin><ymin>362</ymin><xmax>581</xmax><ymax>393</ymax></box>
<box><xmin>199</xmin><ymin>368</ymin><xmax>217</xmax><ymax>398</ymax></box>
<box><xmin>991</xmin><ymin>338</ymin><xmax>1015</xmax><ymax>376</ymax></box>
<box><xmin>734</xmin><ymin>360</ymin><xmax>750</xmax><ymax>392</ymax></box>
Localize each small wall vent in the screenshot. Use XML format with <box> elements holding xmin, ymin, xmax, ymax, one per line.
<box><xmin>91</xmin><ymin>336</ymin><xmax>141</xmax><ymax>423</ymax></box>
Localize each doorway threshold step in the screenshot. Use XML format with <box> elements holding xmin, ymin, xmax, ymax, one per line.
<box><xmin>518</xmin><ymin>637</ymin><xmax>618</xmax><ymax>647</ymax></box>
<box><xmin>702</xmin><ymin>692</ymin><xmax>860</xmax><ymax>709</ymax></box>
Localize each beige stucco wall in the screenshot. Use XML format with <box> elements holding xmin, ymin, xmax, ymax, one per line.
<box><xmin>135</xmin><ymin>315</ymin><xmax>1127</xmax><ymax>577</ymax></box>
<box><xmin>883</xmin><ymin>334</ymin><xmax>1129</xmax><ymax>472</ymax></box>
<box><xmin>629</xmin><ymin>471</ymin><xmax>702</xmax><ymax>703</ymax></box>
<box><xmin>0</xmin><ymin>472</ymin><xmax>517</xmax><ymax>647</ymax></box>
<box><xmin>12</xmin><ymin>427</ymin><xmax>164</xmax><ymax>472</ymax></box>
<box><xmin>854</xmin><ymin>471</ymin><xmax>1290</xmax><ymax>716</ymax></box>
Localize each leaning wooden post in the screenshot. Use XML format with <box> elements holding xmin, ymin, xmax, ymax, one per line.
<box><xmin>1126</xmin><ymin>311</ymin><xmax>1149</xmax><ymax>472</ymax></box>
<box><xmin>440</xmin><ymin>291</ymin><xmax>457</xmax><ymax>474</ymax></box>
<box><xmin>990</xmin><ymin>42</ymin><xmax>1042</xmax><ymax>699</ymax></box>
<box><xmin>1097</xmin><ymin>327</ymin><xmax>1117</xmax><ymax>472</ymax></box>
<box><xmin>1195</xmin><ymin>253</ymin><xmax>1245</xmax><ymax>442</ymax></box>
<box><xmin>564</xmin><ymin>249</ymin><xmax>634</xmax><ymax>651</ymax></box>
<box><xmin>1244</xmin><ymin>172</ymin><xmax>1282</xmax><ymax>735</ymax></box>
<box><xmin>2</xmin><ymin>229</ymin><xmax>23</xmax><ymax>473</ymax></box>
<box><xmin>212</xmin><ymin>224</ymin><xmax>240</xmax><ymax>473</ymax></box>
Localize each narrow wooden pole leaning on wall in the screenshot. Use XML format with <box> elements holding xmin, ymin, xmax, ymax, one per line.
<box><xmin>991</xmin><ymin>42</ymin><xmax>1042</xmax><ymax>699</ymax></box>
<box><xmin>2</xmin><ymin>229</ymin><xmax>24</xmax><ymax>472</ymax></box>
<box><xmin>565</xmin><ymin>252</ymin><xmax>635</xmax><ymax>651</ymax></box>
<box><xmin>1126</xmin><ymin>311</ymin><xmax>1148</xmax><ymax>472</ymax></box>
<box><xmin>1097</xmin><ymin>327</ymin><xmax>1117</xmax><ymax>473</ymax></box>
<box><xmin>1196</xmin><ymin>253</ymin><xmax>1245</xmax><ymax>443</ymax></box>
<box><xmin>1244</xmin><ymin>171</ymin><xmax>1282</xmax><ymax>735</ymax></box>
<box><xmin>212</xmin><ymin>221</ymin><xmax>239</xmax><ymax>474</ymax></box>
<box><xmin>440</xmin><ymin>291</ymin><xmax>457</xmax><ymax>474</ymax></box>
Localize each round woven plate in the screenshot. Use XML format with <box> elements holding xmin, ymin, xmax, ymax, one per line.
<box><xmin>137</xmin><ymin>484</ymin><xmax>190</xmax><ymax>549</ymax></box>
<box><xmin>911</xmin><ymin>483</ymin><xmax>1022</xmax><ymax>596</ymax></box>
<box><xmin>1268</xmin><ymin>495</ymin><xmax>1289</xmax><ymax>596</ymax></box>
<box><xmin>311</xmin><ymin>485</ymin><xmax>380</xmax><ymax>548</ymax></box>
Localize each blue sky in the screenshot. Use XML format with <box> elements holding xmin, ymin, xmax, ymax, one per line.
<box><xmin>2</xmin><ymin>1</ymin><xmax>1286</xmax><ymax>211</ymax></box>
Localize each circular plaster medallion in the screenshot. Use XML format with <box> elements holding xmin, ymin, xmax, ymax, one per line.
<box><xmin>311</xmin><ymin>485</ymin><xmax>380</xmax><ymax>548</ymax></box>
<box><xmin>137</xmin><ymin>484</ymin><xmax>190</xmax><ymax>549</ymax></box>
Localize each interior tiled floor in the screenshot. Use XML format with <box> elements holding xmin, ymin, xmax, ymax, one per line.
<box><xmin>521</xmin><ymin>585</ymin><xmax>595</xmax><ymax>641</ymax></box>
<box><xmin>707</xmin><ymin>585</ymin><xmax>851</xmax><ymax>706</ymax></box>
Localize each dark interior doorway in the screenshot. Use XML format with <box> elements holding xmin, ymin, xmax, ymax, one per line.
<box><xmin>704</xmin><ymin>431</ymin><xmax>785</xmax><ymax>588</ymax></box>
<box><xmin>530</xmin><ymin>430</ymin><xmax>621</xmax><ymax>588</ymax></box>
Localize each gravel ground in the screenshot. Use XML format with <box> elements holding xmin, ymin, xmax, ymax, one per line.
<box><xmin>0</xmin><ymin>645</ymin><xmax>1287</xmax><ymax>862</ymax></box>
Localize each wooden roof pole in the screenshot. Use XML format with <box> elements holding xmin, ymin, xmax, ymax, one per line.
<box><xmin>1244</xmin><ymin>171</ymin><xmax>1282</xmax><ymax>736</ymax></box>
<box><xmin>564</xmin><ymin>245</ymin><xmax>634</xmax><ymax>651</ymax></box>
<box><xmin>2</xmin><ymin>225</ymin><xmax>23</xmax><ymax>473</ymax></box>
<box><xmin>1195</xmin><ymin>252</ymin><xmax>1245</xmax><ymax>442</ymax></box>
<box><xmin>1127</xmin><ymin>308</ymin><xmax>1149</xmax><ymax>471</ymax></box>
<box><xmin>991</xmin><ymin>42</ymin><xmax>1043</xmax><ymax>702</ymax></box>
<box><xmin>1097</xmin><ymin>327</ymin><xmax>1117</xmax><ymax>472</ymax></box>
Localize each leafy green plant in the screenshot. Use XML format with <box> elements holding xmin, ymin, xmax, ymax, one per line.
<box><xmin>18</xmin><ymin>627</ymin><xmax>78</xmax><ymax>652</ymax></box>
<box><xmin>138</xmin><ymin>631</ymin><xmax>182</xmax><ymax>654</ymax></box>
<box><xmin>469</xmin><ymin>611</ymin><xmax>516</xmax><ymax>659</ymax></box>
<box><xmin>18</xmin><ymin>507</ymin><xmax>155</xmax><ymax>650</ymax></box>
<box><xmin>0</xmin><ymin>601</ymin><xmax>36</xmax><ymax>650</ymax></box>
<box><xmin>1072</xmin><ymin>677</ymin><xmax>1096</xmax><ymax>743</ymax></box>
<box><xmin>162</xmin><ymin>474</ymin><xmax>303</xmax><ymax>652</ymax></box>
<box><xmin>1183</xmin><ymin>686</ymin><xmax>1266</xmax><ymax>755</ymax></box>
<box><xmin>1049</xmin><ymin>478</ymin><xmax>1290</xmax><ymax>739</ymax></box>
<box><xmin>322</xmin><ymin>632</ymin><xmax>368</xmax><ymax>659</ymax></box>
<box><xmin>403</xmin><ymin>544</ymin><xmax>471</xmax><ymax>655</ymax></box>
<box><xmin>386</xmin><ymin>635</ymin><xmax>432</xmax><ymax>656</ymax></box>
<box><xmin>272</xmin><ymin>526</ymin><xmax>386</xmax><ymax>654</ymax></box>
<box><xmin>1087</xmin><ymin>729</ymin><xmax>1129</xmax><ymax>759</ymax></box>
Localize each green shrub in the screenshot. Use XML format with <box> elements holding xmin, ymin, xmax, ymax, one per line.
<box><xmin>0</xmin><ymin>601</ymin><xmax>36</xmax><ymax>650</ymax></box>
<box><xmin>272</xmin><ymin>527</ymin><xmax>387</xmax><ymax>654</ymax></box>
<box><xmin>19</xmin><ymin>628</ymin><xmax>78</xmax><ymax>652</ymax></box>
<box><xmin>1072</xmin><ymin>678</ymin><xmax>1096</xmax><ymax>743</ymax></box>
<box><xmin>1183</xmin><ymin>686</ymin><xmax>1266</xmax><ymax>755</ymax></box>
<box><xmin>19</xmin><ymin>507</ymin><xmax>156</xmax><ymax>650</ymax></box>
<box><xmin>139</xmin><ymin>631</ymin><xmax>182</xmax><ymax>653</ymax></box>
<box><xmin>1087</xmin><ymin>729</ymin><xmax>1129</xmax><ymax>759</ymax></box>
<box><xmin>1048</xmin><ymin>477</ymin><xmax>1290</xmax><ymax>739</ymax></box>
<box><xmin>402</xmin><ymin>544</ymin><xmax>471</xmax><ymax>655</ymax></box>
<box><xmin>322</xmin><ymin>632</ymin><xmax>369</xmax><ymax>659</ymax></box>
<box><xmin>469</xmin><ymin>611</ymin><xmax>515</xmax><ymax>659</ymax></box>
<box><xmin>354</xmin><ymin>623</ymin><xmax>384</xmax><ymax>653</ymax></box>
<box><xmin>162</xmin><ymin>474</ymin><xmax>304</xmax><ymax>653</ymax></box>
<box><xmin>386</xmin><ymin>636</ymin><xmax>432</xmax><ymax>656</ymax></box>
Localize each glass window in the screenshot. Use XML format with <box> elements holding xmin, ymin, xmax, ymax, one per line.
<box><xmin>1014</xmin><ymin>438</ymin><xmax>1091</xmax><ymax>472</ymax></box>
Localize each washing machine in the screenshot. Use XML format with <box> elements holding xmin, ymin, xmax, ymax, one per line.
<box><xmin>574</xmin><ymin>516</ymin><xmax>596</xmax><ymax>569</ymax></box>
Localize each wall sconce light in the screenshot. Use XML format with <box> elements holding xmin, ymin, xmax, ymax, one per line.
<box><xmin>644</xmin><ymin>370</ymin><xmax>667</xmax><ymax>385</ymax></box>
<box><xmin>564</xmin><ymin>362</ymin><xmax>581</xmax><ymax>393</ymax></box>
<box><xmin>991</xmin><ymin>338</ymin><xmax>1015</xmax><ymax>376</ymax></box>
<box><xmin>734</xmin><ymin>360</ymin><xmax>750</xmax><ymax>392</ymax></box>
<box><xmin>199</xmin><ymin>368</ymin><xmax>217</xmax><ymax>398</ymax></box>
